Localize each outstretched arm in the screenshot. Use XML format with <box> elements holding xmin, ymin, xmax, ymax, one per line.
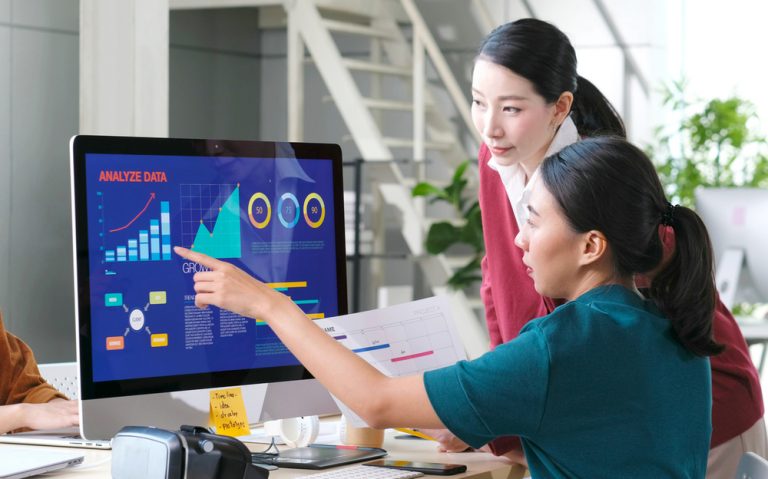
<box><xmin>174</xmin><ymin>247</ymin><xmax>445</xmax><ymax>430</ymax></box>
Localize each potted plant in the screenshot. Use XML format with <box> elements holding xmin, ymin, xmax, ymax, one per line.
<box><xmin>649</xmin><ymin>80</ymin><xmax>768</xmax><ymax>207</ymax></box>
<box><xmin>412</xmin><ymin>160</ymin><xmax>483</xmax><ymax>289</ymax></box>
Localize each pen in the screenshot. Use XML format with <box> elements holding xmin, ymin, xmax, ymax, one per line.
<box><xmin>394</xmin><ymin>428</ymin><xmax>436</xmax><ymax>441</ymax></box>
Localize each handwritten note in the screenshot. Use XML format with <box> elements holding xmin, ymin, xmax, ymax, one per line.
<box><xmin>209</xmin><ymin>387</ymin><xmax>250</xmax><ymax>437</ymax></box>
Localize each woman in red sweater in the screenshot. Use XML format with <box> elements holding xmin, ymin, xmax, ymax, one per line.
<box><xmin>429</xmin><ymin>18</ymin><xmax>764</xmax><ymax>477</ymax></box>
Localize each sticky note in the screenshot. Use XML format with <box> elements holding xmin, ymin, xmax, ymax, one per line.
<box><xmin>209</xmin><ymin>387</ymin><xmax>250</xmax><ymax>437</ymax></box>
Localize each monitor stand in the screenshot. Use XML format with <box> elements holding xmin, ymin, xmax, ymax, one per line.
<box><xmin>80</xmin><ymin>379</ymin><xmax>338</xmax><ymax>440</ymax></box>
<box><xmin>717</xmin><ymin>247</ymin><xmax>745</xmax><ymax>309</ymax></box>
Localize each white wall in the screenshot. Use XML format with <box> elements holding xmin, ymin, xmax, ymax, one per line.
<box><xmin>170</xmin><ymin>8</ymin><xmax>261</xmax><ymax>139</ymax></box>
<box><xmin>667</xmin><ymin>0</ymin><xmax>768</xmax><ymax>123</ymax></box>
<box><xmin>0</xmin><ymin>0</ymin><xmax>79</xmax><ymax>362</ymax></box>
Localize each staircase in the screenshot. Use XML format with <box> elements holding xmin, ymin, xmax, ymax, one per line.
<box><xmin>284</xmin><ymin>0</ymin><xmax>490</xmax><ymax>358</ymax></box>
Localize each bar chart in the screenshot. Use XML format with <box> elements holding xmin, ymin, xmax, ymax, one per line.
<box><xmin>253</xmin><ymin>280</ymin><xmax>325</xmax><ymax>326</ymax></box>
<box><xmin>101</xmin><ymin>191</ymin><xmax>172</xmax><ymax>263</ymax></box>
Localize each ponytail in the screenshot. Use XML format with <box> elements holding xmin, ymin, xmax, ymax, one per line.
<box><xmin>648</xmin><ymin>207</ymin><xmax>724</xmax><ymax>356</ymax></box>
<box><xmin>540</xmin><ymin>137</ymin><xmax>722</xmax><ymax>358</ymax></box>
<box><xmin>572</xmin><ymin>76</ymin><xmax>626</xmax><ymax>138</ymax></box>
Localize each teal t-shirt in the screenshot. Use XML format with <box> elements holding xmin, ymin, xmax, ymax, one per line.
<box><xmin>424</xmin><ymin>285</ymin><xmax>711</xmax><ymax>478</ymax></box>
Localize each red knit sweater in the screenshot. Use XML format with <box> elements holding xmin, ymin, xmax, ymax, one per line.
<box><xmin>477</xmin><ymin>143</ymin><xmax>764</xmax><ymax>452</ymax></box>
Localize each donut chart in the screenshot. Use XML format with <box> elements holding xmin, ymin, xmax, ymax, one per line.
<box><xmin>303</xmin><ymin>193</ymin><xmax>326</xmax><ymax>229</ymax></box>
<box><xmin>248</xmin><ymin>192</ymin><xmax>271</xmax><ymax>229</ymax></box>
<box><xmin>277</xmin><ymin>193</ymin><xmax>301</xmax><ymax>228</ymax></box>
<box><xmin>246</xmin><ymin>192</ymin><xmax>328</xmax><ymax>230</ymax></box>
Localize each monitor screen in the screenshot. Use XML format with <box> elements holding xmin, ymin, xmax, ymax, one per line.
<box><xmin>70</xmin><ymin>136</ymin><xmax>346</xmax><ymax>438</ymax></box>
<box><xmin>695</xmin><ymin>187</ymin><xmax>768</xmax><ymax>305</ymax></box>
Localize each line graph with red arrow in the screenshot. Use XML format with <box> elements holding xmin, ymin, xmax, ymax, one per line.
<box><xmin>109</xmin><ymin>193</ymin><xmax>156</xmax><ymax>233</ymax></box>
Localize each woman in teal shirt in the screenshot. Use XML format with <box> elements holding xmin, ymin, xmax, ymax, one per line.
<box><xmin>175</xmin><ymin>137</ymin><xmax>718</xmax><ymax>478</ymax></box>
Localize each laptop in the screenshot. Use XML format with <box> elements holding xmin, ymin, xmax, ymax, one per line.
<box><xmin>0</xmin><ymin>448</ymin><xmax>84</xmax><ymax>479</ymax></box>
<box><xmin>0</xmin><ymin>427</ymin><xmax>111</xmax><ymax>449</ymax></box>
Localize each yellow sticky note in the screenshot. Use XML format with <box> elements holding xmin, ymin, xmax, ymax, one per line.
<box><xmin>209</xmin><ymin>387</ymin><xmax>250</xmax><ymax>437</ymax></box>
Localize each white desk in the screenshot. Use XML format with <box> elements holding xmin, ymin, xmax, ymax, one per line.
<box><xmin>737</xmin><ymin>318</ymin><xmax>768</xmax><ymax>373</ymax></box>
<box><xmin>0</xmin><ymin>430</ymin><xmax>525</xmax><ymax>479</ymax></box>
<box><xmin>739</xmin><ymin>319</ymin><xmax>768</xmax><ymax>344</ymax></box>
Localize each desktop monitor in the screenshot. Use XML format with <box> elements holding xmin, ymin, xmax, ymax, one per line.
<box><xmin>695</xmin><ymin>187</ymin><xmax>768</xmax><ymax>308</ymax></box>
<box><xmin>69</xmin><ymin>135</ymin><xmax>346</xmax><ymax>440</ymax></box>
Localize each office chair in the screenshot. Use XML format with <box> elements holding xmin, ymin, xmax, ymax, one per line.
<box><xmin>736</xmin><ymin>452</ymin><xmax>768</xmax><ymax>479</ymax></box>
<box><xmin>37</xmin><ymin>362</ymin><xmax>79</xmax><ymax>400</ymax></box>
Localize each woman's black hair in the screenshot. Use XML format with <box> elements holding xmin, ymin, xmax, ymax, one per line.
<box><xmin>478</xmin><ymin>18</ymin><xmax>626</xmax><ymax>138</ymax></box>
<box><xmin>539</xmin><ymin>137</ymin><xmax>723</xmax><ymax>357</ymax></box>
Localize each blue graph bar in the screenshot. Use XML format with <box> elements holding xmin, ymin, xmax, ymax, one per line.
<box><xmin>150</xmin><ymin>219</ymin><xmax>160</xmax><ymax>260</ymax></box>
<box><xmin>116</xmin><ymin>246</ymin><xmax>127</xmax><ymax>262</ymax></box>
<box><xmin>160</xmin><ymin>201</ymin><xmax>171</xmax><ymax>260</ymax></box>
<box><xmin>294</xmin><ymin>299</ymin><xmax>319</xmax><ymax>305</ymax></box>
<box><xmin>128</xmin><ymin>239</ymin><xmax>138</xmax><ymax>262</ymax></box>
<box><xmin>139</xmin><ymin>230</ymin><xmax>149</xmax><ymax>261</ymax></box>
<box><xmin>351</xmin><ymin>343</ymin><xmax>391</xmax><ymax>354</ymax></box>
<box><xmin>105</xmin><ymin>250</ymin><xmax>116</xmax><ymax>262</ymax></box>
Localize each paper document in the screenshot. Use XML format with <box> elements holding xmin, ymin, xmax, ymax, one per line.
<box><xmin>314</xmin><ymin>295</ymin><xmax>467</xmax><ymax>426</ymax></box>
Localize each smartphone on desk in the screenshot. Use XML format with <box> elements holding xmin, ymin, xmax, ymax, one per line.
<box><xmin>364</xmin><ymin>459</ymin><xmax>467</xmax><ymax>476</ymax></box>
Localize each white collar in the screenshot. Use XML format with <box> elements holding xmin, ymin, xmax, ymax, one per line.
<box><xmin>544</xmin><ymin>115</ymin><xmax>579</xmax><ymax>158</ymax></box>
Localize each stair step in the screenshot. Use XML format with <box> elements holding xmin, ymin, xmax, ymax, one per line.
<box><xmin>322</xmin><ymin>95</ymin><xmax>436</xmax><ymax>112</ymax></box>
<box><xmin>443</xmin><ymin>255</ymin><xmax>477</xmax><ymax>269</ymax></box>
<box><xmin>425</xmin><ymin>217</ymin><xmax>466</xmax><ymax>227</ymax></box>
<box><xmin>383</xmin><ymin>137</ymin><xmax>454</xmax><ymax>151</ymax></box>
<box><xmin>340</xmin><ymin>135</ymin><xmax>455</xmax><ymax>153</ymax></box>
<box><xmin>322</xmin><ymin>18</ymin><xmax>396</xmax><ymax>39</ymax></box>
<box><xmin>362</xmin><ymin>98</ymin><xmax>415</xmax><ymax>111</ymax></box>
<box><xmin>343</xmin><ymin>59</ymin><xmax>412</xmax><ymax>76</ymax></box>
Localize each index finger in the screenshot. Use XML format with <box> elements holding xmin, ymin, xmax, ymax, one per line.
<box><xmin>174</xmin><ymin>246</ymin><xmax>224</xmax><ymax>270</ymax></box>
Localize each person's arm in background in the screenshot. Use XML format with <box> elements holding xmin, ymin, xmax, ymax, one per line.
<box><xmin>0</xmin><ymin>313</ymin><xmax>79</xmax><ymax>434</ymax></box>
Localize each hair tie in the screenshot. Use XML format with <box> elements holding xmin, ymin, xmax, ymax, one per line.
<box><xmin>661</xmin><ymin>202</ymin><xmax>677</xmax><ymax>226</ymax></box>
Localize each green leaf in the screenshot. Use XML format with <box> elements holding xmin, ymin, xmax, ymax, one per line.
<box><xmin>447</xmin><ymin>256</ymin><xmax>483</xmax><ymax>290</ymax></box>
<box><xmin>451</xmin><ymin>160</ymin><xmax>470</xmax><ymax>184</ymax></box>
<box><xmin>425</xmin><ymin>222</ymin><xmax>461</xmax><ymax>255</ymax></box>
<box><xmin>412</xmin><ymin>182</ymin><xmax>449</xmax><ymax>202</ymax></box>
<box><xmin>415</xmin><ymin>160</ymin><xmax>485</xmax><ymax>289</ymax></box>
<box><xmin>459</xmin><ymin>207</ymin><xmax>484</xmax><ymax>252</ymax></box>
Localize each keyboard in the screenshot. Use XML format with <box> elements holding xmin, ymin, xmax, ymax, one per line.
<box><xmin>302</xmin><ymin>465</ymin><xmax>424</xmax><ymax>478</ymax></box>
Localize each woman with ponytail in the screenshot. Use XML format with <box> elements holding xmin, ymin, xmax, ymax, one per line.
<box><xmin>444</xmin><ymin>18</ymin><xmax>764</xmax><ymax>476</ymax></box>
<box><xmin>175</xmin><ymin>137</ymin><xmax>719</xmax><ymax>478</ymax></box>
